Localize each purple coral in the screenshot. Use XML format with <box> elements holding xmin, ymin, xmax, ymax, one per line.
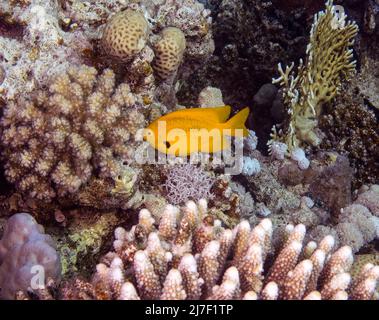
<box><xmin>0</xmin><ymin>213</ymin><xmax>61</xmax><ymax>299</ymax></box>
<box><xmin>164</xmin><ymin>164</ymin><xmax>215</xmax><ymax>205</ymax></box>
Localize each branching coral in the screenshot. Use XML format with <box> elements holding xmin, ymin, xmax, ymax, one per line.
<box><xmin>269</xmin><ymin>0</ymin><xmax>359</xmax><ymax>153</ymax></box>
<box><xmin>0</xmin><ymin>64</ymin><xmax>145</xmax><ymax>201</ymax></box>
<box><xmin>25</xmin><ymin>200</ymin><xmax>379</xmax><ymax>300</ymax></box>
<box><xmin>163</xmin><ymin>164</ymin><xmax>215</xmax><ymax>205</ymax></box>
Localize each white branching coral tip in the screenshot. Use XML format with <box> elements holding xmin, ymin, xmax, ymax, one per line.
<box><xmin>321</xmin><ymin>246</ymin><xmax>353</xmax><ymax>285</ymax></box>
<box><xmin>161</xmin><ymin>269</ymin><xmax>187</xmax><ymax>300</ymax></box>
<box><xmin>321</xmin><ymin>272</ymin><xmax>351</xmax><ymax>299</ymax></box>
<box><xmin>261</xmin><ymin>282</ymin><xmax>279</xmax><ymax>300</ymax></box>
<box><xmin>159</xmin><ymin>204</ymin><xmax>179</xmax><ymax>240</ymax></box>
<box><xmin>303</xmin><ymin>291</ymin><xmax>322</xmax><ymax>300</ymax></box>
<box><xmin>286</xmin><ymin>224</ymin><xmax>306</xmax><ymax>245</ymax></box>
<box><xmin>282</xmin><ymin>260</ymin><xmax>313</xmax><ymax>300</ymax></box>
<box><xmin>318</xmin><ymin>235</ymin><xmax>335</xmax><ymax>255</ymax></box>
<box><xmin>267</xmin><ymin>241</ymin><xmax>303</xmax><ymax>285</ymax></box>
<box><xmin>243</xmin><ymin>291</ymin><xmax>258</xmax><ymax>300</ymax></box>
<box><xmin>133</xmin><ymin>250</ymin><xmax>161</xmax><ymax>300</ymax></box>
<box><xmin>138</xmin><ymin>209</ymin><xmax>155</xmax><ymax>232</ymax></box>
<box><xmin>199</xmin><ymin>240</ymin><xmax>220</xmax><ymax>296</ymax></box>
<box><xmin>119</xmin><ymin>282</ymin><xmax>140</xmax><ymax>300</ymax></box>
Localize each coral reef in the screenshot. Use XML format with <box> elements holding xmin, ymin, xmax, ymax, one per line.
<box><xmin>0</xmin><ymin>0</ymin><xmax>377</xmax><ymax>302</ymax></box>
<box><xmin>19</xmin><ymin>200</ymin><xmax>379</xmax><ymax>300</ymax></box>
<box><xmin>0</xmin><ymin>65</ymin><xmax>144</xmax><ymax>201</ymax></box>
<box><xmin>269</xmin><ymin>0</ymin><xmax>359</xmax><ymax>152</ymax></box>
<box><xmin>0</xmin><ymin>213</ymin><xmax>61</xmax><ymax>299</ymax></box>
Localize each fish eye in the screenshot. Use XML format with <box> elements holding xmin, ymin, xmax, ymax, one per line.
<box><xmin>164</xmin><ymin>141</ymin><xmax>171</xmax><ymax>148</ymax></box>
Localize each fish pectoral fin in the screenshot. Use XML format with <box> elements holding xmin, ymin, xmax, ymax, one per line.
<box><xmin>223</xmin><ymin>107</ymin><xmax>250</xmax><ymax>137</ymax></box>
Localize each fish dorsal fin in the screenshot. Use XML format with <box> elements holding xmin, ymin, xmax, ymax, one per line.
<box><xmin>162</xmin><ymin>105</ymin><xmax>232</xmax><ymax>123</ymax></box>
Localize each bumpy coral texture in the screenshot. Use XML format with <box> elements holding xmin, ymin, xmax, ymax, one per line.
<box><xmin>153</xmin><ymin>27</ymin><xmax>187</xmax><ymax>80</ymax></box>
<box><xmin>269</xmin><ymin>0</ymin><xmax>358</xmax><ymax>152</ymax></box>
<box><xmin>51</xmin><ymin>200</ymin><xmax>379</xmax><ymax>300</ymax></box>
<box><xmin>101</xmin><ymin>9</ymin><xmax>150</xmax><ymax>61</ymax></box>
<box><xmin>319</xmin><ymin>90</ymin><xmax>379</xmax><ymax>189</ymax></box>
<box><xmin>0</xmin><ymin>213</ymin><xmax>61</xmax><ymax>299</ymax></box>
<box><xmin>0</xmin><ymin>64</ymin><xmax>145</xmax><ymax>200</ymax></box>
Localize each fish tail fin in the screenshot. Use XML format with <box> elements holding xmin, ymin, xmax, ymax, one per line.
<box><xmin>223</xmin><ymin>107</ymin><xmax>250</xmax><ymax>137</ymax></box>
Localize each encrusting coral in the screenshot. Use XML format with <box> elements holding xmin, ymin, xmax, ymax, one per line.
<box><xmin>269</xmin><ymin>0</ymin><xmax>359</xmax><ymax>153</ymax></box>
<box><xmin>0</xmin><ymin>64</ymin><xmax>145</xmax><ymax>201</ymax></box>
<box><xmin>21</xmin><ymin>200</ymin><xmax>378</xmax><ymax>300</ymax></box>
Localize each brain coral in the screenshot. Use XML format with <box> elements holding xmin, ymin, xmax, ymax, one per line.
<box><xmin>101</xmin><ymin>9</ymin><xmax>150</xmax><ymax>61</ymax></box>
<box><xmin>0</xmin><ymin>64</ymin><xmax>145</xmax><ymax>201</ymax></box>
<box><xmin>0</xmin><ymin>213</ymin><xmax>61</xmax><ymax>300</ymax></box>
<box><xmin>153</xmin><ymin>27</ymin><xmax>187</xmax><ymax>80</ymax></box>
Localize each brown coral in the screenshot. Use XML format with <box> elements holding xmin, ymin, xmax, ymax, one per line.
<box><xmin>319</xmin><ymin>89</ymin><xmax>379</xmax><ymax>189</ymax></box>
<box><xmin>40</xmin><ymin>200</ymin><xmax>379</xmax><ymax>300</ymax></box>
<box><xmin>153</xmin><ymin>27</ymin><xmax>186</xmax><ymax>81</ymax></box>
<box><xmin>101</xmin><ymin>9</ymin><xmax>150</xmax><ymax>62</ymax></box>
<box><xmin>0</xmin><ymin>65</ymin><xmax>145</xmax><ymax>201</ymax></box>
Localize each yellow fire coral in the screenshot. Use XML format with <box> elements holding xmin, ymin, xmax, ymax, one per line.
<box><xmin>269</xmin><ymin>0</ymin><xmax>358</xmax><ymax>153</ymax></box>
<box><xmin>101</xmin><ymin>9</ymin><xmax>150</xmax><ymax>61</ymax></box>
<box><xmin>0</xmin><ymin>65</ymin><xmax>145</xmax><ymax>201</ymax></box>
<box><xmin>153</xmin><ymin>27</ymin><xmax>187</xmax><ymax>81</ymax></box>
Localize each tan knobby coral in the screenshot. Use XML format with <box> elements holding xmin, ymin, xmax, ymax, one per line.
<box><xmin>269</xmin><ymin>0</ymin><xmax>358</xmax><ymax>153</ymax></box>
<box><xmin>0</xmin><ymin>65</ymin><xmax>145</xmax><ymax>200</ymax></box>
<box><xmin>101</xmin><ymin>9</ymin><xmax>150</xmax><ymax>61</ymax></box>
<box><xmin>153</xmin><ymin>27</ymin><xmax>187</xmax><ymax>81</ymax></box>
<box><xmin>55</xmin><ymin>200</ymin><xmax>378</xmax><ymax>300</ymax></box>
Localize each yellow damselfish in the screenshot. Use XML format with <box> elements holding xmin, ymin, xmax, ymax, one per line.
<box><xmin>143</xmin><ymin>106</ymin><xmax>250</xmax><ymax>156</ymax></box>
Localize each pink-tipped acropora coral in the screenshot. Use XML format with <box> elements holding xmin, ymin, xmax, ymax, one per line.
<box><xmin>25</xmin><ymin>200</ymin><xmax>378</xmax><ymax>300</ymax></box>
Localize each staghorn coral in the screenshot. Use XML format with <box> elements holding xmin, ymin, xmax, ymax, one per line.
<box><xmin>269</xmin><ymin>0</ymin><xmax>359</xmax><ymax>153</ymax></box>
<box><xmin>42</xmin><ymin>200</ymin><xmax>379</xmax><ymax>300</ymax></box>
<box><xmin>0</xmin><ymin>64</ymin><xmax>145</xmax><ymax>201</ymax></box>
<box><xmin>153</xmin><ymin>27</ymin><xmax>187</xmax><ymax>81</ymax></box>
<box><xmin>101</xmin><ymin>9</ymin><xmax>150</xmax><ymax>62</ymax></box>
<box><xmin>0</xmin><ymin>213</ymin><xmax>61</xmax><ymax>299</ymax></box>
